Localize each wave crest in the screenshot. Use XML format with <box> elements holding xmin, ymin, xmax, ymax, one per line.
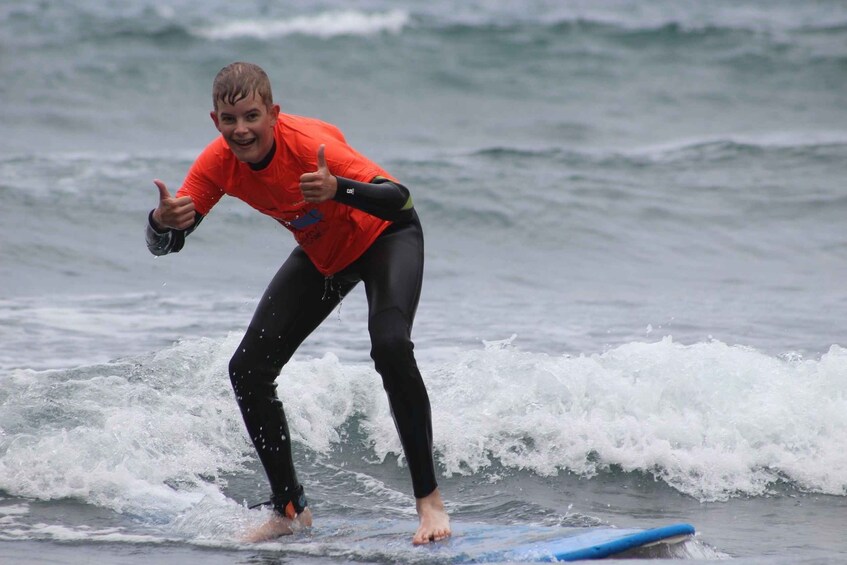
<box><xmin>423</xmin><ymin>337</ymin><xmax>847</xmax><ymax>502</ymax></box>
<box><xmin>193</xmin><ymin>10</ymin><xmax>409</xmax><ymax>41</ymax></box>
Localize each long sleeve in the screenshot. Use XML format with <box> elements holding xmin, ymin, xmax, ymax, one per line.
<box><xmin>332</xmin><ymin>176</ymin><xmax>415</xmax><ymax>222</ymax></box>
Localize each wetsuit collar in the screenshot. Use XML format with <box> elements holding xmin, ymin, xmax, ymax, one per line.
<box><xmin>249</xmin><ymin>139</ymin><xmax>276</xmax><ymax>171</ymax></box>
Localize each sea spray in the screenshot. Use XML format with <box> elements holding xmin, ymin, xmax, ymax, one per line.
<box><xmin>423</xmin><ymin>337</ymin><xmax>847</xmax><ymax>502</ymax></box>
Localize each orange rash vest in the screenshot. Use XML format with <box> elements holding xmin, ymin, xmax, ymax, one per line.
<box><xmin>176</xmin><ymin>113</ymin><xmax>394</xmax><ymax>276</ymax></box>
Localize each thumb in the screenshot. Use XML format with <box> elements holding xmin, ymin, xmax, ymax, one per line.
<box><xmin>316</xmin><ymin>144</ymin><xmax>328</xmax><ymax>172</ymax></box>
<box><xmin>153</xmin><ymin>179</ymin><xmax>171</xmax><ymax>201</ymax></box>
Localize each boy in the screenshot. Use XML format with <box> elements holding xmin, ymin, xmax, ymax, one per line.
<box><xmin>145</xmin><ymin>62</ymin><xmax>450</xmax><ymax>545</ymax></box>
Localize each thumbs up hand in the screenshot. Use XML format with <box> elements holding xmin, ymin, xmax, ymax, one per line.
<box><xmin>300</xmin><ymin>144</ymin><xmax>337</xmax><ymax>203</ymax></box>
<box><xmin>151</xmin><ymin>179</ymin><xmax>196</xmax><ymax>230</ymax></box>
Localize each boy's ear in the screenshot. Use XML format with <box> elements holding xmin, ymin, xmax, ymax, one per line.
<box><xmin>269</xmin><ymin>103</ymin><xmax>280</xmax><ymax>120</ymax></box>
<box><xmin>210</xmin><ymin>110</ymin><xmax>220</xmax><ymax>130</ymax></box>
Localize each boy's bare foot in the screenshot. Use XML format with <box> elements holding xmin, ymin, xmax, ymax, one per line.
<box><xmin>412</xmin><ymin>488</ymin><xmax>451</xmax><ymax>545</ymax></box>
<box><xmin>243</xmin><ymin>507</ymin><xmax>313</xmax><ymax>543</ymax></box>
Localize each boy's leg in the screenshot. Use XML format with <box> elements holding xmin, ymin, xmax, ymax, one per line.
<box><xmin>355</xmin><ymin>215</ymin><xmax>450</xmax><ymax>543</ymax></box>
<box><xmin>229</xmin><ymin>247</ymin><xmax>352</xmax><ymax>516</ymax></box>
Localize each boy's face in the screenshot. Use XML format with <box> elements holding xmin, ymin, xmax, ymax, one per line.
<box><xmin>210</xmin><ymin>93</ymin><xmax>280</xmax><ymax>164</ymax></box>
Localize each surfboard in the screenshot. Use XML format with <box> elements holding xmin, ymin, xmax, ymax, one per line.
<box><xmin>291</xmin><ymin>518</ymin><xmax>695</xmax><ymax>562</ymax></box>
<box><xmin>474</xmin><ymin>522</ymin><xmax>696</xmax><ymax>562</ymax></box>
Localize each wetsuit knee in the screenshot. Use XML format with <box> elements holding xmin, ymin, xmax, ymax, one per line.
<box><xmin>369</xmin><ymin>308</ymin><xmax>415</xmax><ymax>383</ymax></box>
<box><xmin>229</xmin><ymin>338</ymin><xmax>285</xmax><ymax>403</ymax></box>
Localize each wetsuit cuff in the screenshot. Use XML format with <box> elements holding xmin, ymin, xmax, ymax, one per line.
<box><xmin>148</xmin><ymin>209</ymin><xmax>170</xmax><ymax>234</ymax></box>
<box><xmin>271</xmin><ymin>484</ymin><xmax>308</xmax><ymax>519</ymax></box>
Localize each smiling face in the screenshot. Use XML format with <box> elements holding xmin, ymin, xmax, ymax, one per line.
<box><xmin>210</xmin><ymin>92</ymin><xmax>280</xmax><ymax>164</ymax></box>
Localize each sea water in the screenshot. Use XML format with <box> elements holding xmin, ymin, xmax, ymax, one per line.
<box><xmin>2</xmin><ymin>1</ymin><xmax>846</xmax><ymax>563</ymax></box>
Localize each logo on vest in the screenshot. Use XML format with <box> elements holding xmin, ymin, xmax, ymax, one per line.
<box><xmin>279</xmin><ymin>208</ymin><xmax>324</xmax><ymax>231</ymax></box>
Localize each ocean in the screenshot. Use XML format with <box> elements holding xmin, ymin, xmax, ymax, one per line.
<box><xmin>2</xmin><ymin>0</ymin><xmax>846</xmax><ymax>562</ymax></box>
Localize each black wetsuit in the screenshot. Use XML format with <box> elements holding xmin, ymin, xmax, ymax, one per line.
<box><xmin>146</xmin><ymin>168</ymin><xmax>436</xmax><ymax>517</ymax></box>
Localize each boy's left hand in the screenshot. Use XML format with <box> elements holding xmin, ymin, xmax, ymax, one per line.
<box><xmin>300</xmin><ymin>144</ymin><xmax>337</xmax><ymax>203</ymax></box>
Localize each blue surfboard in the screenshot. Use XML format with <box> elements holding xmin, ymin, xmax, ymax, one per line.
<box><xmin>295</xmin><ymin>519</ymin><xmax>695</xmax><ymax>562</ymax></box>
<box><xmin>478</xmin><ymin>523</ymin><xmax>696</xmax><ymax>562</ymax></box>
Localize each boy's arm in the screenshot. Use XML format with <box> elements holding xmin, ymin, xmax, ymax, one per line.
<box><xmin>300</xmin><ymin>145</ymin><xmax>415</xmax><ymax>222</ymax></box>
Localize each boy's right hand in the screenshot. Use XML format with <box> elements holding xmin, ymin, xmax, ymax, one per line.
<box><xmin>152</xmin><ymin>179</ymin><xmax>195</xmax><ymax>230</ymax></box>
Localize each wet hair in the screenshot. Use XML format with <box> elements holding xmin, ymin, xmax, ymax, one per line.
<box><xmin>212</xmin><ymin>62</ymin><xmax>274</xmax><ymax>110</ymax></box>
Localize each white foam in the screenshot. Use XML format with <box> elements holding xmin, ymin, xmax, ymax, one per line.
<box><xmin>194</xmin><ymin>10</ymin><xmax>409</xmax><ymax>41</ymax></box>
<box><xmin>0</xmin><ymin>335</ymin><xmax>251</xmax><ymax>519</ymax></box>
<box><xmin>421</xmin><ymin>337</ymin><xmax>847</xmax><ymax>502</ymax></box>
<box><xmin>0</xmin><ymin>503</ymin><xmax>29</xmax><ymax>516</ymax></box>
<box><xmin>2</xmin><ymin>334</ymin><xmax>845</xmax><ymax>525</ymax></box>
<box><xmin>0</xmin><ymin>334</ymin><xmax>386</xmax><ymax>525</ymax></box>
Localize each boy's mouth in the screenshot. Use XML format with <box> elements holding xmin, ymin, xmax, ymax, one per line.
<box><xmin>232</xmin><ymin>137</ymin><xmax>256</xmax><ymax>148</ymax></box>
